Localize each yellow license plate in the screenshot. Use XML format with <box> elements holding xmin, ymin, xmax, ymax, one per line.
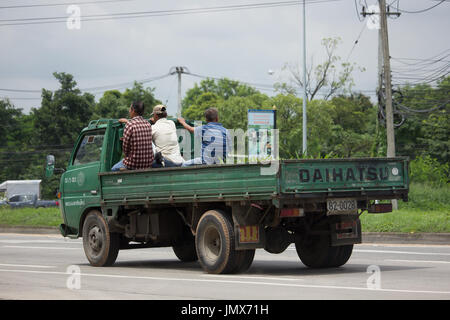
<box><xmin>239</xmin><ymin>226</ymin><xmax>259</xmax><ymax>243</ymax></box>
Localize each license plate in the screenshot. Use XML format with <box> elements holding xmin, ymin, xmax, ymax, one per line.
<box><xmin>239</xmin><ymin>226</ymin><xmax>259</xmax><ymax>243</ymax></box>
<box><xmin>327</xmin><ymin>198</ymin><xmax>358</xmax><ymax>215</ymax></box>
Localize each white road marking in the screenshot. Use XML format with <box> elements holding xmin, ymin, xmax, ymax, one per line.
<box><xmin>0</xmin><ymin>268</ymin><xmax>449</xmax><ymax>296</ymax></box>
<box><xmin>202</xmin><ymin>274</ymin><xmax>304</xmax><ymax>282</ymax></box>
<box><xmin>386</xmin><ymin>259</ymin><xmax>450</xmax><ymax>264</ymax></box>
<box><xmin>0</xmin><ymin>263</ymin><xmax>56</xmax><ymax>269</ymax></box>
<box><xmin>354</xmin><ymin>249</ymin><xmax>450</xmax><ymax>256</ymax></box>
<box><xmin>2</xmin><ymin>246</ymin><xmax>80</xmax><ymax>250</ymax></box>
<box><xmin>287</xmin><ymin>245</ymin><xmax>450</xmax><ymax>256</ymax></box>
<box><xmin>0</xmin><ymin>240</ymin><xmax>81</xmax><ymax>244</ymax></box>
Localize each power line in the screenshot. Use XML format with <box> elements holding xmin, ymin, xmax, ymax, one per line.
<box><xmin>0</xmin><ymin>0</ymin><xmax>136</xmax><ymax>10</ymax></box>
<box><xmin>0</xmin><ymin>0</ymin><xmax>343</xmax><ymax>27</ymax></box>
<box><xmin>396</xmin><ymin>0</ymin><xmax>447</xmax><ymax>14</ymax></box>
<box><xmin>0</xmin><ymin>72</ymin><xmax>171</xmax><ymax>100</ymax></box>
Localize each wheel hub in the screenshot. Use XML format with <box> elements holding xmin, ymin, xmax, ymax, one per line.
<box><xmin>204</xmin><ymin>226</ymin><xmax>221</xmax><ymax>261</ymax></box>
<box><xmin>88</xmin><ymin>226</ymin><xmax>103</xmax><ymax>252</ymax></box>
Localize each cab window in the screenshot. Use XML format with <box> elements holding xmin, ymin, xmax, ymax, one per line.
<box><xmin>73</xmin><ymin>130</ymin><xmax>105</xmax><ymax>166</ymax></box>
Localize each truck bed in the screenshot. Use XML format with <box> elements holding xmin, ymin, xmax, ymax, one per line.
<box><xmin>98</xmin><ymin>158</ymin><xmax>409</xmax><ymax>207</ymax></box>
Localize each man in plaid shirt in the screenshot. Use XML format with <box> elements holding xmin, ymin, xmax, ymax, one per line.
<box><xmin>111</xmin><ymin>101</ymin><xmax>154</xmax><ymax>171</ymax></box>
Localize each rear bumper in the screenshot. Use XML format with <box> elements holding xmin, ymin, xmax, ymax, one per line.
<box><xmin>279</xmin><ymin>188</ymin><xmax>409</xmax><ymax>202</ymax></box>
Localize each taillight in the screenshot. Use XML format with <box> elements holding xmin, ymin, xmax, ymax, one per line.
<box><xmin>280</xmin><ymin>208</ymin><xmax>304</xmax><ymax>217</ymax></box>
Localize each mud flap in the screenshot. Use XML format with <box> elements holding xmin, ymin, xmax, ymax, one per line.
<box><xmin>330</xmin><ymin>216</ymin><xmax>362</xmax><ymax>246</ymax></box>
<box><xmin>234</xmin><ymin>225</ymin><xmax>265</xmax><ymax>250</ymax></box>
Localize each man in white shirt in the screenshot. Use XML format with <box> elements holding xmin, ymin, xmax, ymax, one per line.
<box><xmin>150</xmin><ymin>105</ymin><xmax>184</xmax><ymax>168</ymax></box>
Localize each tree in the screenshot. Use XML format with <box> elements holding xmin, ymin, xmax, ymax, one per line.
<box><xmin>276</xmin><ymin>37</ymin><xmax>364</xmax><ymax>101</ymax></box>
<box><xmin>32</xmin><ymin>72</ymin><xmax>95</xmax><ymax>146</ymax></box>
<box><xmin>393</xmin><ymin>76</ymin><xmax>450</xmax><ymax>164</ymax></box>
<box><xmin>0</xmin><ymin>99</ymin><xmax>23</xmax><ymax>148</ymax></box>
<box><xmin>182</xmin><ymin>78</ymin><xmax>260</xmax><ymax>114</ymax></box>
<box><xmin>94</xmin><ymin>82</ymin><xmax>161</xmax><ymax>119</ymax></box>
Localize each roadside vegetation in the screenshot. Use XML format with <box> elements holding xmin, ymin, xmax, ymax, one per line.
<box><xmin>0</xmin><ymin>206</ymin><xmax>61</xmax><ymax>227</ymax></box>
<box><xmin>361</xmin><ymin>183</ymin><xmax>450</xmax><ymax>233</ymax></box>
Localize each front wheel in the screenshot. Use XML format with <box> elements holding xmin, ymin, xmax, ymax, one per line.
<box><xmin>82</xmin><ymin>210</ymin><xmax>120</xmax><ymax>267</ymax></box>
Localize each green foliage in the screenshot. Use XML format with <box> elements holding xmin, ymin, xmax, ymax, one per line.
<box><xmin>394</xmin><ymin>78</ymin><xmax>450</xmax><ymax>164</ymax></box>
<box><xmin>32</xmin><ymin>72</ymin><xmax>95</xmax><ymax>146</ymax></box>
<box><xmin>182</xmin><ymin>78</ymin><xmax>260</xmax><ymax>117</ymax></box>
<box><xmin>410</xmin><ymin>155</ymin><xmax>449</xmax><ymax>187</ymax></box>
<box><xmin>94</xmin><ymin>82</ymin><xmax>161</xmax><ymax>119</ymax></box>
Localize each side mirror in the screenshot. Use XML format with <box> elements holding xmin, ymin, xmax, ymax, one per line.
<box><xmin>45</xmin><ymin>155</ymin><xmax>55</xmax><ymax>178</ymax></box>
<box><xmin>45</xmin><ymin>155</ymin><xmax>65</xmax><ymax>178</ymax></box>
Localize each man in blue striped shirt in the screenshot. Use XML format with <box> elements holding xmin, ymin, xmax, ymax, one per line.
<box><xmin>178</xmin><ymin>108</ymin><xmax>231</xmax><ymax>166</ymax></box>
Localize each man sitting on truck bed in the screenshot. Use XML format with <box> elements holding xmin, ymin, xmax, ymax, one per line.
<box><xmin>111</xmin><ymin>101</ymin><xmax>154</xmax><ymax>171</ymax></box>
<box><xmin>149</xmin><ymin>105</ymin><xmax>184</xmax><ymax>168</ymax></box>
<box><xmin>178</xmin><ymin>108</ymin><xmax>231</xmax><ymax>166</ymax></box>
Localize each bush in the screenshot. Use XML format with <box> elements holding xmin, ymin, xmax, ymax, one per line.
<box><xmin>410</xmin><ymin>155</ymin><xmax>449</xmax><ymax>187</ymax></box>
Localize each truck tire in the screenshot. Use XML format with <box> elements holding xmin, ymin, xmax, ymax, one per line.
<box><xmin>329</xmin><ymin>245</ymin><xmax>353</xmax><ymax>267</ymax></box>
<box><xmin>82</xmin><ymin>210</ymin><xmax>120</xmax><ymax>267</ymax></box>
<box><xmin>294</xmin><ymin>234</ymin><xmax>339</xmax><ymax>268</ymax></box>
<box><xmin>229</xmin><ymin>249</ymin><xmax>255</xmax><ymax>274</ymax></box>
<box><xmin>173</xmin><ymin>234</ymin><xmax>198</xmax><ymax>262</ymax></box>
<box><xmin>195</xmin><ymin>210</ymin><xmax>240</xmax><ymax>274</ymax></box>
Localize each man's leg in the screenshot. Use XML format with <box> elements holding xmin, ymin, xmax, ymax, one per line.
<box><xmin>181</xmin><ymin>157</ymin><xmax>202</xmax><ymax>167</ymax></box>
<box><xmin>111</xmin><ymin>159</ymin><xmax>127</xmax><ymax>171</ymax></box>
<box><xmin>163</xmin><ymin>158</ymin><xmax>182</xmax><ymax>168</ymax></box>
<box><xmin>152</xmin><ymin>161</ymin><xmax>163</xmax><ymax>168</ymax></box>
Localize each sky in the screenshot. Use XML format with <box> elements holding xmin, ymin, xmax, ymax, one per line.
<box><xmin>1</xmin><ymin>0</ymin><xmax>449</xmax><ymax>116</ymax></box>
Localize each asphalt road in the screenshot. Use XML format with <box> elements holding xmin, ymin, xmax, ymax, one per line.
<box><xmin>0</xmin><ymin>233</ymin><xmax>449</xmax><ymax>300</ymax></box>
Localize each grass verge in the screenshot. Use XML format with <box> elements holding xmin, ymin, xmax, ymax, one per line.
<box><xmin>0</xmin><ymin>206</ymin><xmax>61</xmax><ymax>227</ymax></box>
<box><xmin>361</xmin><ymin>183</ymin><xmax>450</xmax><ymax>233</ymax></box>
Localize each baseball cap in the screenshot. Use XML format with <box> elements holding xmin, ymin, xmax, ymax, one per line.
<box><xmin>150</xmin><ymin>105</ymin><xmax>167</xmax><ymax>117</ymax></box>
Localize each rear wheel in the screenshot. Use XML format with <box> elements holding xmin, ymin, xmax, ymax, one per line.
<box><xmin>173</xmin><ymin>231</ymin><xmax>198</xmax><ymax>262</ymax></box>
<box><xmin>295</xmin><ymin>234</ymin><xmax>339</xmax><ymax>268</ymax></box>
<box><xmin>82</xmin><ymin>210</ymin><xmax>120</xmax><ymax>267</ymax></box>
<box><xmin>329</xmin><ymin>244</ymin><xmax>353</xmax><ymax>267</ymax></box>
<box><xmin>195</xmin><ymin>210</ymin><xmax>241</xmax><ymax>274</ymax></box>
<box><xmin>229</xmin><ymin>249</ymin><xmax>255</xmax><ymax>274</ymax></box>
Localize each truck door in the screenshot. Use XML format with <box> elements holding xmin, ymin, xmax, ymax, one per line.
<box><xmin>61</xmin><ymin>129</ymin><xmax>105</xmax><ymax>230</ymax></box>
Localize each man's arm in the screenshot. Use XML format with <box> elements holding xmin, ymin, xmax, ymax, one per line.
<box><xmin>122</xmin><ymin>123</ymin><xmax>132</xmax><ymax>157</ymax></box>
<box><xmin>177</xmin><ymin>117</ymin><xmax>194</xmax><ymax>133</ymax></box>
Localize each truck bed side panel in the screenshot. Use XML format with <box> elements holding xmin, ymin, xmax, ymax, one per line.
<box><xmin>99</xmin><ymin>164</ymin><xmax>278</xmax><ymax>205</ymax></box>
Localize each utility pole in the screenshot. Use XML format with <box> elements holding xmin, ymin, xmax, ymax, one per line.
<box><xmin>169</xmin><ymin>66</ymin><xmax>190</xmax><ymax>117</ymax></box>
<box><xmin>302</xmin><ymin>0</ymin><xmax>307</xmax><ymax>156</ymax></box>
<box><xmin>379</xmin><ymin>0</ymin><xmax>399</xmax><ymax>209</ymax></box>
<box><xmin>363</xmin><ymin>1</ymin><xmax>400</xmax><ymax>209</ymax></box>
<box><xmin>379</xmin><ymin>0</ymin><xmax>395</xmax><ymax>159</ymax></box>
<box><xmin>377</xmin><ymin>26</ymin><xmax>383</xmax><ymax>97</ymax></box>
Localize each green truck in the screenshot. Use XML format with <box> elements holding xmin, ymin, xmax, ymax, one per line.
<box><xmin>46</xmin><ymin>119</ymin><xmax>409</xmax><ymax>274</ymax></box>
